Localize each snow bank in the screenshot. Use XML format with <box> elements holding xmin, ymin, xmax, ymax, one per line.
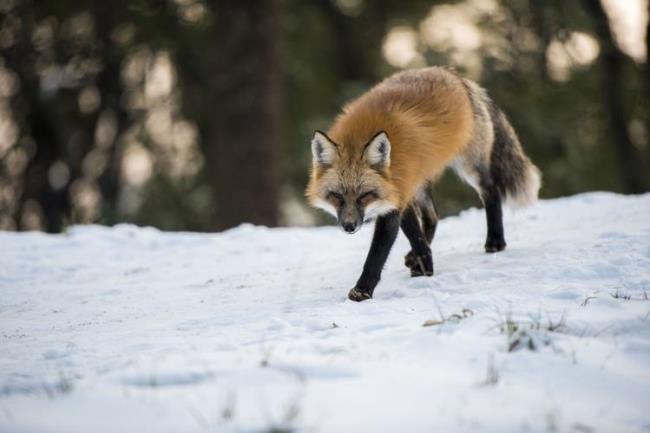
<box><xmin>1</xmin><ymin>192</ymin><xmax>649</xmax><ymax>433</ymax></box>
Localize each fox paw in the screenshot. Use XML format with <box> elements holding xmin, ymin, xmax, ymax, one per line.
<box><xmin>484</xmin><ymin>237</ymin><xmax>506</xmax><ymax>253</ymax></box>
<box><xmin>348</xmin><ymin>287</ymin><xmax>372</xmax><ymax>302</ymax></box>
<box><xmin>404</xmin><ymin>250</ymin><xmax>434</xmax><ymax>277</ymax></box>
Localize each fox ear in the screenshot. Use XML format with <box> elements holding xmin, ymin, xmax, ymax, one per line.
<box><xmin>364</xmin><ymin>131</ymin><xmax>390</xmax><ymax>168</ymax></box>
<box><xmin>311</xmin><ymin>131</ymin><xmax>338</xmax><ymax>166</ymax></box>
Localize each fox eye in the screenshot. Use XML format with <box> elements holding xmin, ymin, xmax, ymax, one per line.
<box><xmin>326</xmin><ymin>191</ymin><xmax>344</xmax><ymax>207</ymax></box>
<box><xmin>357</xmin><ymin>191</ymin><xmax>378</xmax><ymax>206</ymax></box>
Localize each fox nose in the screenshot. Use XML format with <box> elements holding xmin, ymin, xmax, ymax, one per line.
<box><xmin>342</xmin><ymin>222</ymin><xmax>357</xmax><ymax>233</ymax></box>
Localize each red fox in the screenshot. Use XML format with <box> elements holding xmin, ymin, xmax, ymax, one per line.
<box><xmin>306</xmin><ymin>67</ymin><xmax>541</xmax><ymax>302</ymax></box>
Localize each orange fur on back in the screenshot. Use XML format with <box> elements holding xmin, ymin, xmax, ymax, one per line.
<box><xmin>324</xmin><ymin>68</ymin><xmax>474</xmax><ymax>209</ymax></box>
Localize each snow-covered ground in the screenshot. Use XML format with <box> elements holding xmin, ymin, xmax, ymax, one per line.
<box><xmin>1</xmin><ymin>192</ymin><xmax>649</xmax><ymax>433</ymax></box>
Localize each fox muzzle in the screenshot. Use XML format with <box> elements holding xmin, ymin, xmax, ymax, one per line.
<box><xmin>338</xmin><ymin>205</ymin><xmax>363</xmax><ymax>234</ymax></box>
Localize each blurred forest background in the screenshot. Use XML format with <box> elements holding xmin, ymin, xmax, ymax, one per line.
<box><xmin>0</xmin><ymin>0</ymin><xmax>649</xmax><ymax>232</ymax></box>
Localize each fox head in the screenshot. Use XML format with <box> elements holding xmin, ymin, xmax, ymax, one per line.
<box><xmin>306</xmin><ymin>130</ymin><xmax>399</xmax><ymax>234</ymax></box>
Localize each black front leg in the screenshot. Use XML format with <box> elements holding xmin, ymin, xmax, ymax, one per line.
<box><xmin>348</xmin><ymin>210</ymin><xmax>400</xmax><ymax>302</ymax></box>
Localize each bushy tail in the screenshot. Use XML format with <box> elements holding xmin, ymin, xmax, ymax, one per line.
<box><xmin>488</xmin><ymin>104</ymin><xmax>541</xmax><ymax>207</ymax></box>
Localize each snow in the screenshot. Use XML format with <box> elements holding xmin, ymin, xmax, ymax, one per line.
<box><xmin>1</xmin><ymin>192</ymin><xmax>649</xmax><ymax>433</ymax></box>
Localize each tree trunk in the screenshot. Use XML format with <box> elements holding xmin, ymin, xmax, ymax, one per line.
<box><xmin>3</xmin><ymin>0</ymin><xmax>69</xmax><ymax>232</ymax></box>
<box><xmin>206</xmin><ymin>0</ymin><xmax>281</xmax><ymax>229</ymax></box>
<box><xmin>93</xmin><ymin>3</ymin><xmax>128</xmax><ymax>226</ymax></box>
<box><xmin>583</xmin><ymin>0</ymin><xmax>646</xmax><ymax>193</ymax></box>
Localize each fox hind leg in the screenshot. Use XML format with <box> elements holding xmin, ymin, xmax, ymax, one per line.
<box><xmin>419</xmin><ymin>188</ymin><xmax>439</xmax><ymax>244</ymax></box>
<box><xmin>402</xmin><ymin>186</ymin><xmax>437</xmax><ymax>276</ymax></box>
<box><xmin>401</xmin><ymin>205</ymin><xmax>434</xmax><ymax>277</ymax></box>
<box><xmin>452</xmin><ymin>159</ymin><xmax>506</xmax><ymax>253</ymax></box>
<box><xmin>478</xmin><ymin>166</ymin><xmax>506</xmax><ymax>253</ymax></box>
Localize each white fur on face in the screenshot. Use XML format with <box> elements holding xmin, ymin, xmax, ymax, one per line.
<box><xmin>363</xmin><ymin>200</ymin><xmax>397</xmax><ymax>221</ymax></box>
<box><xmin>313</xmin><ymin>198</ymin><xmax>338</xmax><ymax>218</ymax></box>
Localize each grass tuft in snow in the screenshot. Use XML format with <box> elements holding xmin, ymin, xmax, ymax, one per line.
<box><xmin>422</xmin><ymin>298</ymin><xmax>473</xmax><ymax>327</ymax></box>
<box><xmin>46</xmin><ymin>373</ymin><xmax>75</xmax><ymax>398</ymax></box>
<box><xmin>495</xmin><ymin>310</ymin><xmax>567</xmax><ymax>352</ymax></box>
<box><xmin>611</xmin><ymin>289</ymin><xmax>632</xmax><ymax>300</ymax></box>
<box><xmin>610</xmin><ymin>288</ymin><xmax>649</xmax><ymax>301</ymax></box>
<box><xmin>263</xmin><ymin>386</ymin><xmax>304</xmax><ymax>433</ymax></box>
<box><xmin>580</xmin><ymin>295</ymin><xmax>598</xmax><ymax>306</ymax></box>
